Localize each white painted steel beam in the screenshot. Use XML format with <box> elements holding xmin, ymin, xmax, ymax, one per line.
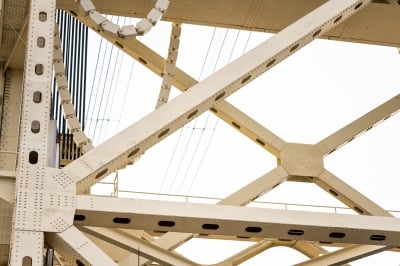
<box><xmin>304</xmin><ymin>168</ymin><xmax>397</xmax><ymax>264</ymax></box>
<box><xmin>117</xmin><ymin>230</ymin><xmax>195</xmax><ymax>265</ymax></box>
<box><xmin>156</xmin><ymin>22</ymin><xmax>181</xmax><ymax>108</ymax></box>
<box><xmin>219</xmin><ymin>166</ymin><xmax>289</xmax><ymax>206</ymax></box>
<box><xmin>9</xmin><ymin>0</ymin><xmax>57</xmax><ymax>263</ymax></box>
<box><xmin>80</xmin><ymin>226</ymin><xmax>199</xmax><ymax>266</ymax></box>
<box><xmin>219</xmin><ymin>240</ymin><xmax>334</xmax><ymax>266</ymax></box>
<box><xmin>315</xmin><ymin>169</ymin><xmax>393</xmax><ymax>217</ymax></box>
<box><xmin>295</xmin><ymin>244</ymin><xmax>390</xmax><ymax>266</ymax></box>
<box><xmin>61</xmin><ymin>0</ymin><xmax>370</xmax><ymax>194</ymax></box>
<box><xmin>46</xmin><ymin>226</ymin><xmax>117</xmax><ymax>266</ymax></box>
<box><xmin>316</xmin><ymin>93</ymin><xmax>400</xmax><ymax>156</ymax></box>
<box><xmin>2</xmin><ymin>0</ymin><xmax>396</xmax><ymax>265</ymax></box>
<box><xmin>217</xmin><ymin>240</ymin><xmax>274</xmax><ymax>266</ymax></box>
<box><xmin>291</xmin><ymin>241</ymin><xmax>329</xmax><ymax>260</ymax></box>
<box><xmin>57</xmin><ymin>0</ymin><xmax>400</xmax><ymax>47</ymax></box>
<box><xmin>215</xmin><ymin>100</ymin><xmax>286</xmax><ymax>157</ymax></box>
<box><xmin>75</xmin><ymin>195</ymin><xmax>400</xmax><ymax>246</ymax></box>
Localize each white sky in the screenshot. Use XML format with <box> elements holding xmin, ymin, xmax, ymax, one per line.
<box><xmin>86</xmin><ymin>18</ymin><xmax>400</xmax><ymax>265</ymax></box>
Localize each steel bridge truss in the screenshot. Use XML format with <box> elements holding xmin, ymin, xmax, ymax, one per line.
<box><xmin>1</xmin><ymin>0</ymin><xmax>400</xmax><ymax>265</ymax></box>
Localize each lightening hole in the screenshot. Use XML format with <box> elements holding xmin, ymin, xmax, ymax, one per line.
<box><xmin>370</xmin><ymin>235</ymin><xmax>386</xmax><ymax>241</ymax></box>
<box><xmin>113</xmin><ymin>217</ymin><xmax>131</xmax><ymax>224</ymax></box>
<box><xmin>187</xmin><ymin>110</ymin><xmax>198</xmax><ymax>119</ymax></box>
<box><xmin>158</xmin><ymin>128</ymin><xmax>170</xmax><ymax>138</ymax></box>
<box><xmin>256</xmin><ymin>138</ymin><xmax>265</xmax><ymax>146</ymax></box>
<box><xmin>95</xmin><ymin>168</ymin><xmax>108</xmax><ymax>179</ymax></box>
<box><xmin>215</xmin><ymin>92</ymin><xmax>225</xmax><ymax>101</ymax></box>
<box><xmin>202</xmin><ymin>224</ymin><xmax>219</xmax><ymax>230</ymax></box>
<box><xmin>329</xmin><ymin>232</ymin><xmax>345</xmax><ymax>238</ymax></box>
<box><xmin>74</xmin><ymin>214</ymin><xmax>86</xmax><ymax>221</ymax></box>
<box><xmin>288</xmin><ymin>229</ymin><xmax>304</xmax><ymax>236</ymax></box>
<box><xmin>37</xmin><ymin>37</ymin><xmax>45</xmax><ymax>48</ymax></box>
<box><xmin>241</xmin><ymin>75</ymin><xmax>251</xmax><ymax>84</ymax></box>
<box><xmin>312</xmin><ymin>29</ymin><xmax>322</xmax><ymax>38</ymax></box>
<box><xmin>115</xmin><ymin>41</ymin><xmax>124</xmax><ymax>49</ymax></box>
<box><xmin>354</xmin><ymin>2</ymin><xmax>363</xmax><ymax>9</ymax></box>
<box><xmin>158</xmin><ymin>220</ymin><xmax>175</xmax><ymax>227</ymax></box>
<box><xmin>76</xmin><ymin>260</ymin><xmax>85</xmax><ymax>266</ymax></box>
<box><xmin>22</xmin><ymin>256</ymin><xmax>32</xmax><ymax>266</ymax></box>
<box><xmin>35</xmin><ymin>64</ymin><xmax>44</xmax><ymax>75</ymax></box>
<box><xmin>334</xmin><ymin>15</ymin><xmax>343</xmax><ymax>24</ymax></box>
<box><xmin>290</xmin><ymin>43</ymin><xmax>299</xmax><ymax>52</ymax></box>
<box><xmin>29</xmin><ymin>151</ymin><xmax>38</xmax><ymax>164</ymax></box>
<box><xmin>128</xmin><ymin>148</ymin><xmax>140</xmax><ymax>158</ymax></box>
<box><xmin>245</xmin><ymin>226</ymin><xmax>262</xmax><ymax>233</ymax></box>
<box><xmin>138</xmin><ymin>57</ymin><xmax>147</xmax><ymax>65</ymax></box>
<box><xmin>231</xmin><ymin>121</ymin><xmax>241</xmax><ymax>129</ymax></box>
<box><xmin>38</xmin><ymin>12</ymin><xmax>47</xmax><ymax>22</ymax></box>
<box><xmin>31</xmin><ymin>120</ymin><xmax>40</xmax><ymax>133</ymax></box>
<box><xmin>266</xmin><ymin>59</ymin><xmax>276</xmax><ymax>68</ymax></box>
<box><xmin>329</xmin><ymin>189</ymin><xmax>339</xmax><ymax>197</ymax></box>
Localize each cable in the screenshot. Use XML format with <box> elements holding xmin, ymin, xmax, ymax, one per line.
<box><xmin>242</xmin><ymin>31</ymin><xmax>252</xmax><ymax>54</ymax></box>
<box><xmin>85</xmin><ymin>33</ymin><xmax>104</xmax><ymax>134</ymax></box>
<box><xmin>89</xmin><ymin>16</ymin><xmax>116</xmax><ymax>143</ymax></box>
<box><xmin>167</xmin><ymin>29</ymin><xmax>229</xmax><ymax>196</ymax></box>
<box><xmin>101</xmin><ymin>18</ymin><xmax>127</xmax><ymax>140</ymax></box>
<box><xmin>116</xmin><ymin>57</ymin><xmax>136</xmax><ymax>132</ymax></box>
<box><xmin>97</xmin><ymin>16</ymin><xmax>122</xmax><ymax>143</ymax></box>
<box><xmin>115</xmin><ymin>17</ymin><xmax>137</xmax><ymax>133</ymax></box>
<box><xmin>187</xmin><ymin>30</ymin><xmax>252</xmax><ymax>195</ymax></box>
<box><xmin>177</xmin><ymin>29</ymin><xmax>233</xmax><ymax>195</ymax></box>
<box><xmin>158</xmin><ymin>27</ymin><xmax>218</xmax><ymax>194</ymax></box>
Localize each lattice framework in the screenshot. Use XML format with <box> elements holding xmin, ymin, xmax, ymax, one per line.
<box><xmin>1</xmin><ymin>0</ymin><xmax>400</xmax><ymax>265</ymax></box>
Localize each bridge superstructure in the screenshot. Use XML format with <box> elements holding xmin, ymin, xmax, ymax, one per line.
<box><xmin>0</xmin><ymin>0</ymin><xmax>400</xmax><ymax>265</ymax></box>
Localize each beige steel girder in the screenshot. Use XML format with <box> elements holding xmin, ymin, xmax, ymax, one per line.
<box><xmin>53</xmin><ymin>2</ymin><xmax>375</xmax><ymax>264</ymax></box>
<box><xmin>65</xmin><ymin>0</ymin><xmax>400</xmax><ymax>264</ymax></box>
<box><xmin>74</xmin><ymin>195</ymin><xmax>400</xmax><ymax>247</ymax></box>
<box><xmin>46</xmin><ymin>226</ymin><xmax>117</xmax><ymax>265</ymax></box>
<box><xmin>56</xmin><ymin>0</ymin><xmax>400</xmax><ymax>47</ymax></box>
<box><xmin>79</xmin><ymin>226</ymin><xmax>199</xmax><ymax>266</ymax></box>
<box><xmin>295</xmin><ymin>245</ymin><xmax>390</xmax><ymax>266</ymax></box>
<box><xmin>9</xmin><ymin>0</ymin><xmax>57</xmax><ymax>264</ymax></box>
<box><xmin>59</xmin><ymin>0</ymin><xmax>399</xmax><ymax>265</ymax></box>
<box><xmin>3</xmin><ymin>0</ymin><xmax>400</xmax><ymax>264</ymax></box>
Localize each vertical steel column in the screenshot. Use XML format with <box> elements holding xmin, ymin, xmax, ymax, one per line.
<box><xmin>9</xmin><ymin>0</ymin><xmax>56</xmax><ymax>264</ymax></box>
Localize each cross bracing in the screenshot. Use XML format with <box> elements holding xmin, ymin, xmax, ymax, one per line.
<box><xmin>0</xmin><ymin>0</ymin><xmax>400</xmax><ymax>265</ymax></box>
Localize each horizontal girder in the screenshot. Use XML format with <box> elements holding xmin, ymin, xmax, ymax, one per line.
<box><xmin>74</xmin><ymin>195</ymin><xmax>400</xmax><ymax>247</ymax></box>
<box><xmin>56</xmin><ymin>0</ymin><xmax>400</xmax><ymax>47</ymax></box>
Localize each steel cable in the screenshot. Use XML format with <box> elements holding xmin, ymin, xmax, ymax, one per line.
<box><xmin>157</xmin><ymin>27</ymin><xmax>217</xmax><ymax>194</ymax></box>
